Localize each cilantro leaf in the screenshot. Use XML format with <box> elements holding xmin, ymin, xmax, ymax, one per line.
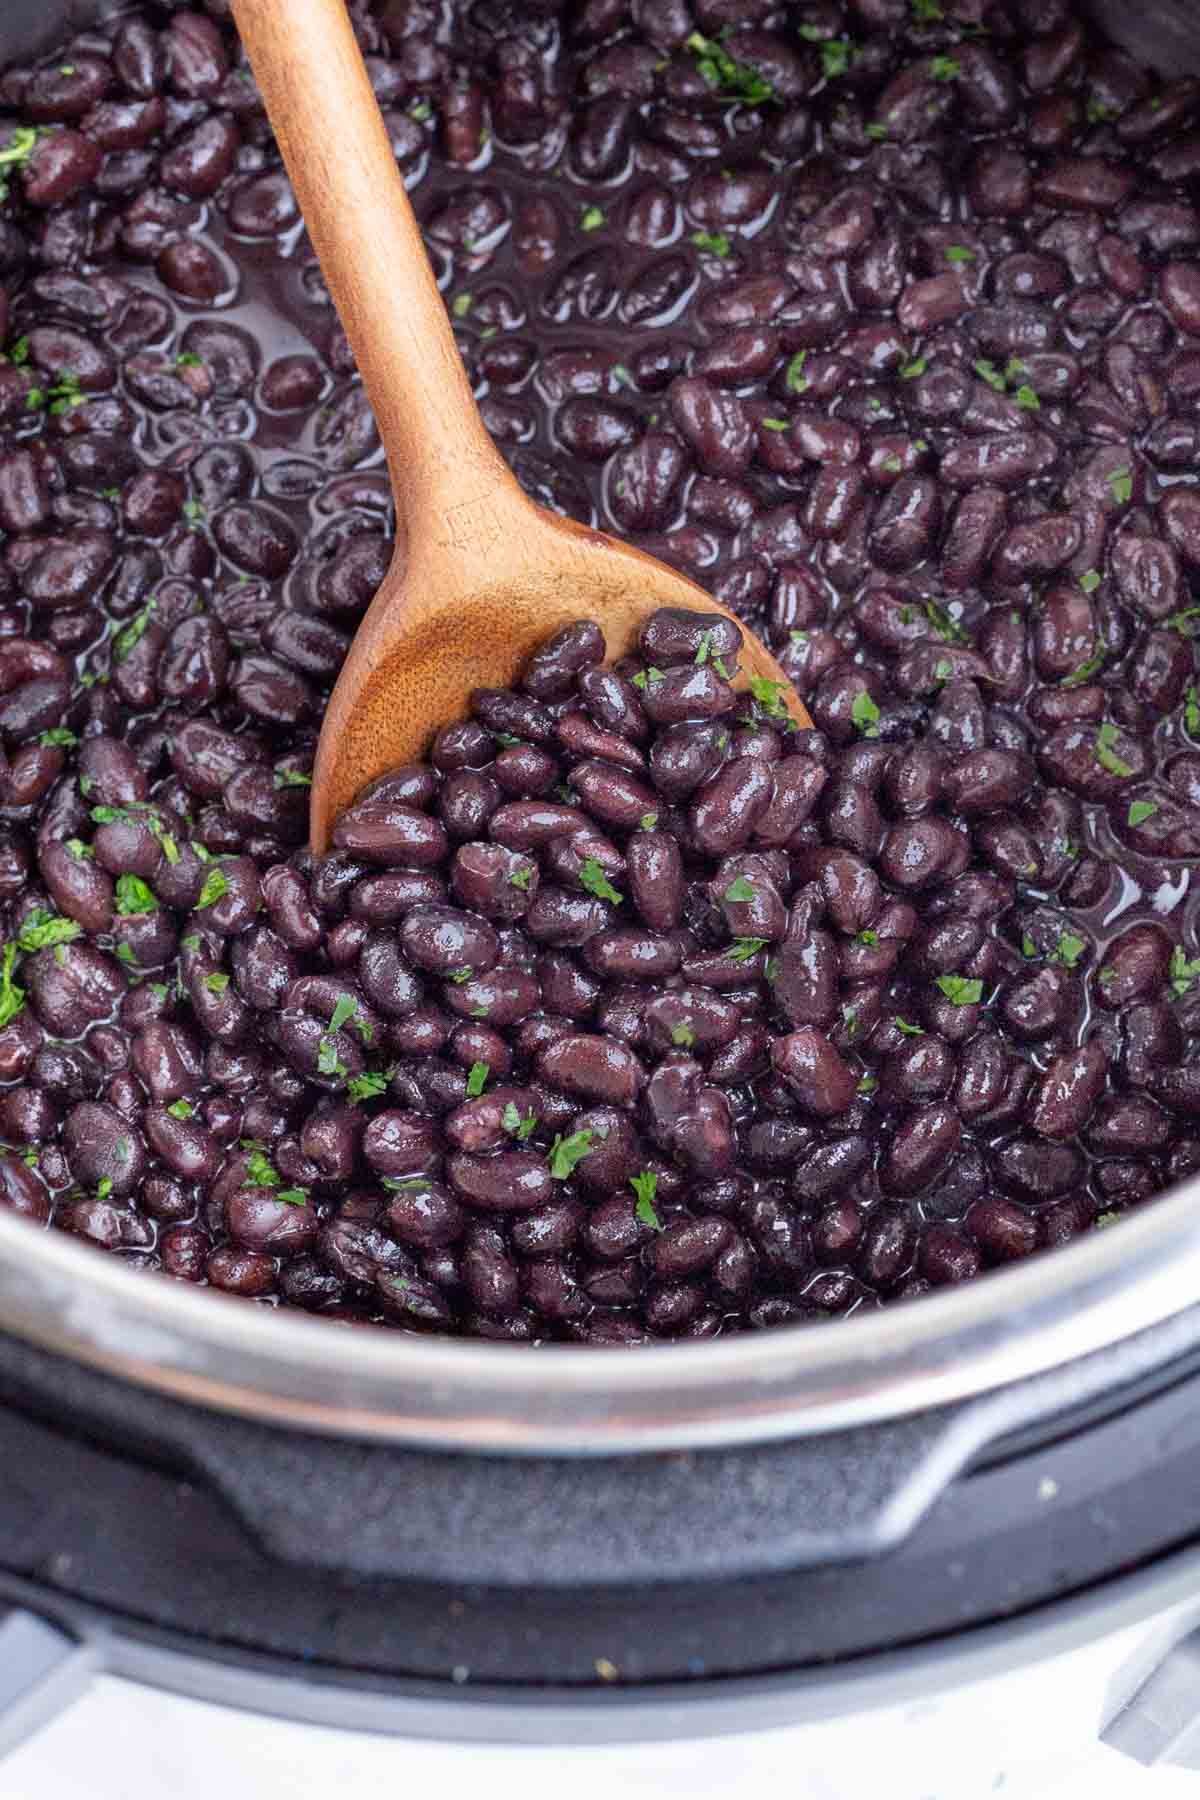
<box><xmin>692</xmin><ymin>229</ymin><xmax>731</xmax><ymax>259</ymax></box>
<box><xmin>630</xmin><ymin>1170</ymin><xmax>661</xmax><ymax>1230</ymax></box>
<box><xmin>548</xmin><ymin>1129</ymin><xmax>594</xmax><ymax>1179</ymax></box>
<box><xmin>785</xmin><ymin>351</ymin><xmax>809</xmax><ymax>393</ymax></box>
<box><xmin>346</xmin><ymin>1070</ymin><xmax>390</xmax><ymax>1104</ymax></box>
<box><xmin>466</xmin><ymin>1061</ymin><xmax>489</xmax><ymax>1097</ymax></box>
<box><xmin>1127</xmin><ymin>800</ymin><xmax>1158</xmax><ymax>827</ymax></box>
<box><xmin>502</xmin><ymin>1101</ymin><xmax>538</xmax><ymax>1140</ymax></box>
<box><xmin>850</xmin><ymin>689</ymin><xmax>881</xmax><ymax>737</ymax></box>
<box><xmin>671</xmin><ymin>1022</ymin><xmax>695</xmax><ymax>1048</ymax></box>
<box><xmin>747</xmin><ymin>674</ymin><xmax>789</xmax><ymax>719</ymax></box>
<box><xmin>1108</xmin><ymin>466</ymin><xmax>1133</xmax><ymax>504</ymax></box>
<box><xmin>895</xmin><ymin>1016</ymin><xmax>925</xmax><ymax>1036</ymax></box>
<box><xmin>1169</xmin><ymin>946</ymin><xmax>1200</xmax><ymax>1000</ymax></box>
<box><xmin>114</xmin><ymin>873</ymin><xmax>158</xmax><ymax>916</ymax></box>
<box><xmin>1094</xmin><ymin>721</ymin><xmax>1134</xmax><ymax>778</ymax></box>
<box><xmin>729</xmin><ymin>937</ymin><xmax>767</xmax><ymax>961</ymax></box>
<box><xmin>685</xmin><ymin>30</ymin><xmax>774</xmax><ymax>104</ymax></box>
<box><xmin>17</xmin><ymin>909</ymin><xmax>81</xmax><ymax>952</ymax></box>
<box><xmin>166</xmin><ymin>1099</ymin><xmax>194</xmax><ymax>1120</ymax></box>
<box><xmin>579</xmin><ymin>857</ymin><xmax>623</xmax><ymax>905</ymax></box>
<box><xmin>1052</xmin><ymin>932</ymin><xmax>1086</xmax><ymax>969</ymax></box>
<box><xmin>724</xmin><ymin>875</ymin><xmax>756</xmax><ymax>902</ymax></box>
<box><xmin>936</xmin><ymin>974</ymin><xmax>983</xmax><ymax>1006</ymax></box>
<box><xmin>0</xmin><ymin>944</ymin><xmax>25</xmax><ymax>1029</ymax></box>
<box><xmin>195</xmin><ymin>867</ymin><xmax>229</xmax><ymax>909</ymax></box>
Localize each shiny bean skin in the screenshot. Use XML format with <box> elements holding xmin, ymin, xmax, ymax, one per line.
<box><xmin>0</xmin><ymin>1</ymin><xmax>1192</xmax><ymax>1345</ymax></box>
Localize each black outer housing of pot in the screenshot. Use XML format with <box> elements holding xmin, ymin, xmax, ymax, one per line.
<box><xmin>0</xmin><ymin>1312</ymin><xmax>1198</xmax><ymax>1714</ymax></box>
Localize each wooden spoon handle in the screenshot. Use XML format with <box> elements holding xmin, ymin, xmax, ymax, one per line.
<box><xmin>230</xmin><ymin>0</ymin><xmax>511</xmax><ymax>532</ymax></box>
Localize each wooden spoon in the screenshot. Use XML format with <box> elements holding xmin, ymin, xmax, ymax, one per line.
<box><xmin>231</xmin><ymin>0</ymin><xmax>812</xmax><ymax>855</ymax></box>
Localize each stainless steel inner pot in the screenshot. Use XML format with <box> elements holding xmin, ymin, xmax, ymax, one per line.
<box><xmin>1</xmin><ymin>0</ymin><xmax>1199</xmax><ymax>1456</ymax></box>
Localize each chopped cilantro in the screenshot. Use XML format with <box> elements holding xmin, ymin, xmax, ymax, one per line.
<box><xmin>1014</xmin><ymin>384</ymin><xmax>1040</xmax><ymax>411</ymax></box>
<box><xmin>38</xmin><ymin>728</ymin><xmax>76</xmax><ymax>748</ymax></box>
<box><xmin>96</xmin><ymin>1178</ymin><xmax>113</xmax><ymax>1201</ymax></box>
<box><xmin>858</xmin><ymin>929</ymin><xmax>879</xmax><ymax>946</ymax></box>
<box><xmin>724</xmin><ymin>875</ymin><xmax>756</xmax><ymax>902</ymax></box>
<box><xmin>195</xmin><ymin>867</ymin><xmax>229</xmax><ymax>909</ymax></box>
<box><xmin>929</xmin><ymin>53</ymin><xmax>959</xmax><ymax>79</ymax></box>
<box><xmin>936</xmin><ymin>974</ymin><xmax>982</xmax><ymax>1005</ymax></box>
<box><xmin>785</xmin><ymin>351</ymin><xmax>809</xmax><ymax>393</ymax></box>
<box><xmin>924</xmin><ymin>598</ymin><xmax>966</xmax><ymax>644</ymax></box>
<box><xmin>864</xmin><ymin>121</ymin><xmax>888</xmax><ymax>140</ymax></box>
<box><xmin>1095</xmin><ymin>721</ymin><xmax>1133</xmax><ymax>777</ymax></box>
<box><xmin>448</xmin><ymin>967</ymin><xmax>472</xmax><ymax>984</ymax></box>
<box><xmin>114</xmin><ymin>873</ymin><xmax>157</xmax><ymax>915</ymax></box>
<box><xmin>1169</xmin><ymin>946</ymin><xmax>1200</xmax><ymax>999</ymax></box>
<box><xmin>857</xmin><ymin>1074</ymin><xmax>878</xmax><ymax>1094</ymax></box>
<box><xmin>671</xmin><ymin>1022</ymin><xmax>695</xmax><ymax>1048</ymax></box>
<box><xmin>630</xmin><ymin>1170</ymin><xmax>661</xmax><ymax>1230</ymax></box>
<box><xmin>631</xmin><ymin>667</ymin><xmax>664</xmax><ymax>690</ymax></box>
<box><xmin>639</xmin><ymin>812</ymin><xmax>659</xmax><ymax>831</ymax></box>
<box><xmin>850</xmin><ymin>689</ymin><xmax>881</xmax><ymax>737</ymax></box>
<box><xmin>113</xmin><ymin>600</ymin><xmax>156</xmax><ymax>662</ymax></box>
<box><xmin>748</xmin><ymin>674</ymin><xmax>789</xmax><ymax>718</ymax></box>
<box><xmin>115</xmin><ymin>943</ymin><xmax>138</xmax><ymax>967</ymax></box>
<box><xmin>1052</xmin><ymin>932</ymin><xmax>1086</xmax><ymax>969</ymax></box>
<box><xmin>579</xmin><ymin>857</ymin><xmax>623</xmax><ymax>905</ymax></box>
<box><xmin>1079</xmin><ymin>569</ymin><xmax>1101</xmax><ymax>594</ymax></box>
<box><xmin>329</xmin><ymin>994</ymin><xmax>357</xmax><ymax>1034</ymax></box>
<box><xmin>761</xmin><ymin>417</ymin><xmax>790</xmax><ymax>431</ymax></box>
<box><xmin>466</xmin><ymin>1061</ymin><xmax>489</xmax><ymax>1097</ymax></box>
<box><xmin>1108</xmin><ymin>466</ymin><xmax>1133</xmax><ymax>504</ymax></box>
<box><xmin>1168</xmin><ymin>608</ymin><xmax>1200</xmax><ymax>637</ymax></box>
<box><xmin>346</xmin><ymin>1070</ymin><xmax>391</xmax><ymax>1105</ymax></box>
<box><xmin>167</xmin><ymin>1099</ymin><xmax>194</xmax><ymax>1120</ymax></box>
<box><xmin>451</xmin><ymin>292</ymin><xmax>473</xmax><ymax>318</ymax></box>
<box><xmin>1128</xmin><ymin>800</ymin><xmax>1158</xmax><ymax>827</ymax></box>
<box><xmin>944</xmin><ymin>245</ymin><xmax>975</xmax><ymax>264</ymax></box>
<box><xmin>1061</xmin><ymin>650</ymin><xmax>1105</xmax><ymax>688</ymax></box>
<box><xmin>548</xmin><ymin>1129</ymin><xmax>594</xmax><ymax>1179</ymax></box>
<box><xmin>901</xmin><ymin>356</ymin><xmax>927</xmax><ymax>378</ymax></box>
<box><xmin>17</xmin><ymin>910</ymin><xmax>80</xmax><ymax>952</ymax></box>
<box><xmin>729</xmin><ymin>936</ymin><xmax>767</xmax><ymax>961</ymax></box>
<box><xmin>881</xmin><ymin>453</ymin><xmax>904</xmax><ymax>473</ymax></box>
<box><xmin>203</xmin><ymin>972</ymin><xmax>229</xmax><ymax>993</ymax></box>
<box><xmin>820</xmin><ymin>38</ymin><xmax>856</xmax><ymax>79</ymax></box>
<box><xmin>66</xmin><ymin>839</ymin><xmax>92</xmax><ymax>861</ymax></box>
<box><xmin>686</xmin><ymin>30</ymin><xmax>774</xmax><ymax>103</ymax></box>
<box><xmin>274</xmin><ymin>768</ymin><xmax>312</xmax><ymax>789</ymax></box>
<box><xmin>1186</xmin><ymin>686</ymin><xmax>1200</xmax><ymax>736</ymax></box>
<box><xmin>692</xmin><ymin>229</ymin><xmax>732</xmax><ymax>258</ymax></box>
<box><xmin>509</xmin><ymin>864</ymin><xmax>533</xmax><ymax>890</ymax></box>
<box><xmin>581</xmin><ymin>205</ymin><xmax>606</xmax><ymax>232</ymax></box>
<box><xmin>502</xmin><ymin>1101</ymin><xmax>538</xmax><ymax>1140</ymax></box>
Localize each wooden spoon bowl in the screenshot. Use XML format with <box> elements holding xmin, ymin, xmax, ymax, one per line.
<box><xmin>231</xmin><ymin>0</ymin><xmax>812</xmax><ymax>854</ymax></box>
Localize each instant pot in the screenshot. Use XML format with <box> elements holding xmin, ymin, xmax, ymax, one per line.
<box><xmin>1</xmin><ymin>0</ymin><xmax>1200</xmax><ymax>1788</ymax></box>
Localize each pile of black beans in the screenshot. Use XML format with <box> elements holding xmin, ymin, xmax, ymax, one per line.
<box><xmin>0</xmin><ymin>0</ymin><xmax>1197</xmax><ymax>1343</ymax></box>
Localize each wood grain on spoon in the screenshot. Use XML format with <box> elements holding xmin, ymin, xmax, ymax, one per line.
<box><xmin>230</xmin><ymin>0</ymin><xmax>812</xmax><ymax>855</ymax></box>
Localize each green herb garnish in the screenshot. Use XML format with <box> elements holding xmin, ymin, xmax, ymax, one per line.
<box><xmin>851</xmin><ymin>689</ymin><xmax>881</xmax><ymax>737</ymax></box>
<box><xmin>936</xmin><ymin>974</ymin><xmax>983</xmax><ymax>1005</ymax></box>
<box><xmin>16</xmin><ymin>910</ymin><xmax>80</xmax><ymax>952</ymax></box>
<box><xmin>114</xmin><ymin>873</ymin><xmax>158</xmax><ymax>915</ymax></box>
<box><xmin>195</xmin><ymin>867</ymin><xmax>229</xmax><ymax>909</ymax></box>
<box><xmin>630</xmin><ymin>1170</ymin><xmax>661</xmax><ymax>1230</ymax></box>
<box><xmin>579</xmin><ymin>858</ymin><xmax>623</xmax><ymax>905</ymax></box>
<box><xmin>692</xmin><ymin>229</ymin><xmax>731</xmax><ymax>258</ymax></box>
<box><xmin>466</xmin><ymin>1061</ymin><xmax>489</xmax><ymax>1097</ymax></box>
<box><xmin>686</xmin><ymin>30</ymin><xmax>774</xmax><ymax>103</ymax></box>
<box><xmin>1128</xmin><ymin>800</ymin><xmax>1158</xmax><ymax>827</ymax></box>
<box><xmin>548</xmin><ymin>1129</ymin><xmax>594</xmax><ymax>1179</ymax></box>
<box><xmin>1095</xmin><ymin>721</ymin><xmax>1133</xmax><ymax>777</ymax></box>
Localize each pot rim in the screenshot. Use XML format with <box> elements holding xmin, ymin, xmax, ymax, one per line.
<box><xmin>0</xmin><ymin>1172</ymin><xmax>1197</xmax><ymax>1452</ymax></box>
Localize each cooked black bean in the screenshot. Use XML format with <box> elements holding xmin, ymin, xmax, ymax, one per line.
<box><xmin>0</xmin><ymin>0</ymin><xmax>1191</xmax><ymax>1346</ymax></box>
